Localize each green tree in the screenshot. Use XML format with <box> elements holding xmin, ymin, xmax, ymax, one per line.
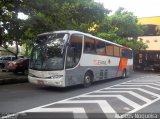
<box><xmin>1</xmin><ymin>0</ymin><xmax>108</xmax><ymax>57</ymax></box>
<box><xmin>22</xmin><ymin>0</ymin><xmax>109</xmax><ymax>56</ymax></box>
<box><xmin>92</xmin><ymin>7</ymin><xmax>147</xmax><ymax>51</ymax></box>
<box><xmin>24</xmin><ymin>0</ymin><xmax>109</xmax><ymax>34</ymax></box>
<box><xmin>110</xmin><ymin>7</ymin><xmax>144</xmax><ymax>38</ymax></box>
<box><xmin>0</xmin><ymin>0</ymin><xmax>29</xmax><ymax>58</ymax></box>
<box><xmin>1</xmin><ymin>1</ymin><xmax>146</xmax><ymax>56</ymax></box>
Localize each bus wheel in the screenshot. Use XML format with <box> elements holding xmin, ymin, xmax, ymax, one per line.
<box><xmin>122</xmin><ymin>69</ymin><xmax>127</xmax><ymax>79</ymax></box>
<box><xmin>83</xmin><ymin>72</ymin><xmax>92</xmax><ymax>87</ymax></box>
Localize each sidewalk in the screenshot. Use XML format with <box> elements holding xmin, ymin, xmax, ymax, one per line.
<box><xmin>0</xmin><ymin>69</ymin><xmax>28</xmax><ymax>85</ymax></box>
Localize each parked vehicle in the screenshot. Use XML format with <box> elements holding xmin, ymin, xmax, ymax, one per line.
<box><xmin>5</xmin><ymin>58</ymin><xmax>29</xmax><ymax>75</ymax></box>
<box><xmin>0</xmin><ymin>56</ymin><xmax>16</xmax><ymax>68</ymax></box>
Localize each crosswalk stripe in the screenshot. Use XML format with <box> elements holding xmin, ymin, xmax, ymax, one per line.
<box><xmin>109</xmin><ymin>88</ymin><xmax>160</xmax><ymax>97</ymax></box>
<box><xmin>123</xmin><ymin>82</ymin><xmax>155</xmax><ymax>84</ymax></box>
<box><xmin>79</xmin><ymin>95</ymin><xmax>141</xmax><ymax>108</ymax></box>
<box><xmin>62</xmin><ymin>100</ymin><xmax>116</xmax><ymax>113</ymax></box>
<box><xmin>121</xmin><ymin>83</ymin><xmax>160</xmax><ymax>86</ymax></box>
<box><xmin>120</xmin><ymin>83</ymin><xmax>160</xmax><ymax>88</ymax></box>
<box><xmin>149</xmin><ymin>83</ymin><xmax>160</xmax><ymax>87</ymax></box>
<box><xmin>129</xmin><ymin>98</ymin><xmax>160</xmax><ymax>113</ymax></box>
<box><xmin>24</xmin><ymin>107</ymin><xmax>86</xmax><ymax>113</ymax></box>
<box><xmin>117</xmin><ymin>85</ymin><xmax>160</xmax><ymax>91</ymax></box>
<box><xmin>23</xmin><ymin>108</ymin><xmax>88</xmax><ymax>119</ymax></box>
<box><xmin>97</xmin><ymin>91</ymin><xmax>151</xmax><ymax>103</ymax></box>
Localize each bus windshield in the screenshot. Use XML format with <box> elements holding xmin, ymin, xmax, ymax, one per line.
<box><xmin>30</xmin><ymin>33</ymin><xmax>68</xmax><ymax>71</ymax></box>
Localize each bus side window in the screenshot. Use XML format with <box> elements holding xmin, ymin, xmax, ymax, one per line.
<box><xmin>84</xmin><ymin>37</ymin><xmax>96</xmax><ymax>54</ymax></box>
<box><xmin>106</xmin><ymin>43</ymin><xmax>114</xmax><ymax>56</ymax></box>
<box><xmin>96</xmin><ymin>40</ymin><xmax>106</xmax><ymax>55</ymax></box>
<box><xmin>120</xmin><ymin>48</ymin><xmax>123</xmax><ymax>57</ymax></box>
<box><xmin>114</xmin><ymin>46</ymin><xmax>120</xmax><ymax>57</ymax></box>
<box><xmin>121</xmin><ymin>48</ymin><xmax>126</xmax><ymax>58</ymax></box>
<box><xmin>121</xmin><ymin>49</ymin><xmax>133</xmax><ymax>59</ymax></box>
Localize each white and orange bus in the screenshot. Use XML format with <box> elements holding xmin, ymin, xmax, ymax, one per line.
<box><xmin>28</xmin><ymin>30</ymin><xmax>133</xmax><ymax>87</ymax></box>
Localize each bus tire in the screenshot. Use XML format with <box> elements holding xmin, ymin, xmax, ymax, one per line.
<box><xmin>122</xmin><ymin>69</ymin><xmax>127</xmax><ymax>79</ymax></box>
<box><xmin>83</xmin><ymin>72</ymin><xmax>93</xmax><ymax>88</ymax></box>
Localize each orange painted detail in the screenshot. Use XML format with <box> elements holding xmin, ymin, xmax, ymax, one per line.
<box><xmin>118</xmin><ymin>58</ymin><xmax>128</xmax><ymax>71</ymax></box>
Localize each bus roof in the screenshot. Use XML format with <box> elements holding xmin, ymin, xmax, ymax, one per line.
<box><xmin>38</xmin><ymin>30</ymin><xmax>132</xmax><ymax>50</ymax></box>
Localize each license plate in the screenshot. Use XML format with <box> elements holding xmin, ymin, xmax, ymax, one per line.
<box><xmin>37</xmin><ymin>80</ymin><xmax>44</xmax><ymax>85</ymax></box>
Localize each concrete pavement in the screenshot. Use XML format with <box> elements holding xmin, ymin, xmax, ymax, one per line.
<box><xmin>0</xmin><ymin>69</ymin><xmax>28</xmax><ymax>85</ymax></box>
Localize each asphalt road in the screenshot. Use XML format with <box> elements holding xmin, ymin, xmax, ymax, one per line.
<box><xmin>0</xmin><ymin>71</ymin><xmax>160</xmax><ymax>119</ymax></box>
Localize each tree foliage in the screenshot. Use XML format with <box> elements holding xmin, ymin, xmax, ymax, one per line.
<box><xmin>92</xmin><ymin>7</ymin><xmax>148</xmax><ymax>51</ymax></box>
<box><xmin>0</xmin><ymin>0</ymin><xmax>29</xmax><ymax>57</ymax></box>
<box><xmin>24</xmin><ymin>0</ymin><xmax>109</xmax><ymax>36</ymax></box>
<box><xmin>0</xmin><ymin>1</ymin><xmax>147</xmax><ymax>57</ymax></box>
<box><xmin>110</xmin><ymin>7</ymin><xmax>144</xmax><ymax>38</ymax></box>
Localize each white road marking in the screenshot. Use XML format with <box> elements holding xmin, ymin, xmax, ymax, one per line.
<box><xmin>151</xmin><ymin>83</ymin><xmax>160</xmax><ymax>87</ymax></box>
<box><xmin>23</xmin><ymin>108</ymin><xmax>88</xmax><ymax>119</ymax></box>
<box><xmin>62</xmin><ymin>100</ymin><xmax>116</xmax><ymax>113</ymax></box>
<box><xmin>121</xmin><ymin>82</ymin><xmax>160</xmax><ymax>87</ymax></box>
<box><xmin>24</xmin><ymin>107</ymin><xmax>86</xmax><ymax>113</ymax></box>
<box><xmin>97</xmin><ymin>90</ymin><xmax>151</xmax><ymax>103</ymax></box>
<box><xmin>129</xmin><ymin>98</ymin><xmax>160</xmax><ymax>113</ymax></box>
<box><xmin>79</xmin><ymin>95</ymin><xmax>141</xmax><ymax>108</ymax></box>
<box><xmin>123</xmin><ymin>82</ymin><xmax>160</xmax><ymax>84</ymax></box>
<box><xmin>109</xmin><ymin>88</ymin><xmax>160</xmax><ymax>97</ymax></box>
<box><xmin>115</xmin><ymin>84</ymin><xmax>160</xmax><ymax>91</ymax></box>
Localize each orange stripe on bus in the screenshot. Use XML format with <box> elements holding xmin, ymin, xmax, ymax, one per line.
<box><xmin>116</xmin><ymin>58</ymin><xmax>128</xmax><ymax>76</ymax></box>
<box><xmin>118</xmin><ymin>58</ymin><xmax>128</xmax><ymax>71</ymax></box>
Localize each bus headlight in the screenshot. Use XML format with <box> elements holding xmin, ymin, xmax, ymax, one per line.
<box><xmin>55</xmin><ymin>81</ymin><xmax>62</xmax><ymax>85</ymax></box>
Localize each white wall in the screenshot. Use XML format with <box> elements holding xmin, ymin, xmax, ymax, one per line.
<box><xmin>138</xmin><ymin>36</ymin><xmax>160</xmax><ymax>50</ymax></box>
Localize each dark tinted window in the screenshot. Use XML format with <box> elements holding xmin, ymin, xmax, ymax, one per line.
<box><xmin>122</xmin><ymin>49</ymin><xmax>133</xmax><ymax>59</ymax></box>
<box><xmin>96</xmin><ymin>40</ymin><xmax>106</xmax><ymax>55</ymax></box>
<box><xmin>84</xmin><ymin>36</ymin><xmax>96</xmax><ymax>54</ymax></box>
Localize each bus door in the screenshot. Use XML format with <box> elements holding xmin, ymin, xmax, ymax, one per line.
<box><xmin>65</xmin><ymin>34</ymin><xmax>83</xmax><ymax>86</ymax></box>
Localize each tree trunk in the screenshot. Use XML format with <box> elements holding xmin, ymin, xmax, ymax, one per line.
<box><xmin>15</xmin><ymin>41</ymin><xmax>19</xmax><ymax>59</ymax></box>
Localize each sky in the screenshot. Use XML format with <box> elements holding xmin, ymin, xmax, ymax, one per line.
<box><xmin>95</xmin><ymin>0</ymin><xmax>160</xmax><ymax>18</ymax></box>
<box><xmin>18</xmin><ymin>12</ymin><xmax>28</xmax><ymax>20</ymax></box>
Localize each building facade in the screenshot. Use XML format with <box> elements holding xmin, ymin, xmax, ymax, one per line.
<box><xmin>135</xmin><ymin>16</ymin><xmax>160</xmax><ymax>71</ymax></box>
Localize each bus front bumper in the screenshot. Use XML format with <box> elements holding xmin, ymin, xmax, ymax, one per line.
<box><xmin>28</xmin><ymin>76</ymin><xmax>65</xmax><ymax>87</ymax></box>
